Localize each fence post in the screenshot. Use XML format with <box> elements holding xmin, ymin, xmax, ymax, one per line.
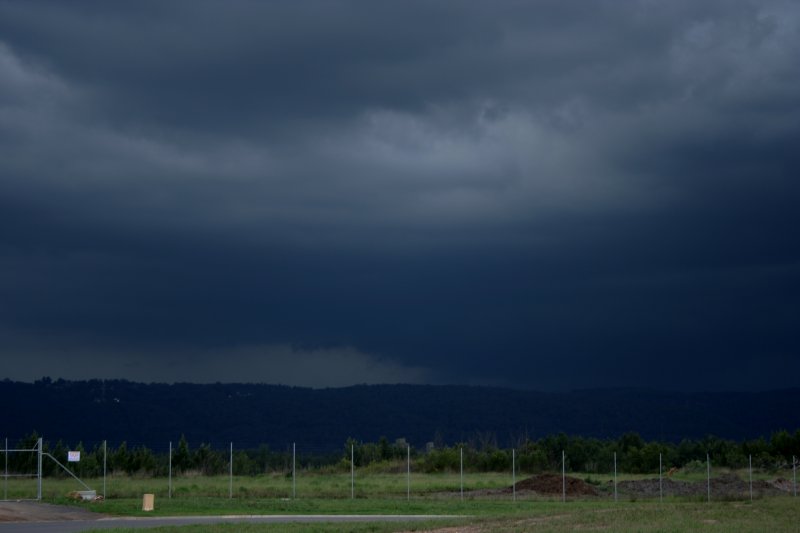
<box><xmin>103</xmin><ymin>440</ymin><xmax>107</xmax><ymax>500</ymax></box>
<box><xmin>229</xmin><ymin>442</ymin><xmax>233</xmax><ymax>500</ymax></box>
<box><xmin>561</xmin><ymin>450</ymin><xmax>566</xmax><ymax>503</ymax></box>
<box><xmin>706</xmin><ymin>453</ymin><xmax>710</xmax><ymax>503</ymax></box>
<box><xmin>793</xmin><ymin>455</ymin><xmax>797</xmax><ymax>497</ymax></box>
<box><xmin>512</xmin><ymin>449</ymin><xmax>516</xmax><ymax>502</ymax></box>
<box><xmin>37</xmin><ymin>437</ymin><xmax>42</xmax><ymax>501</ymax></box>
<box><xmin>3</xmin><ymin>437</ymin><xmax>7</xmax><ymax>501</ymax></box>
<box><xmin>613</xmin><ymin>452</ymin><xmax>617</xmax><ymax>503</ymax></box>
<box><xmin>292</xmin><ymin>443</ymin><xmax>296</xmax><ymax>499</ymax></box>
<box><xmin>168</xmin><ymin>441</ymin><xmax>172</xmax><ymax>499</ymax></box>
<box><xmin>350</xmin><ymin>443</ymin><xmax>354</xmax><ymax>499</ymax></box>
<box><xmin>659</xmin><ymin>452</ymin><xmax>662</xmax><ymax>503</ymax></box>
<box><xmin>460</xmin><ymin>446</ymin><xmax>463</xmax><ymax>502</ymax></box>
<box><xmin>749</xmin><ymin>454</ymin><xmax>752</xmax><ymax>502</ymax></box>
<box><xmin>407</xmin><ymin>444</ymin><xmax>410</xmax><ymax>501</ymax></box>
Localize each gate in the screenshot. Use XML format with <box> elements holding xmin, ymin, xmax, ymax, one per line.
<box><xmin>1</xmin><ymin>437</ymin><xmax>42</xmax><ymax>501</ymax></box>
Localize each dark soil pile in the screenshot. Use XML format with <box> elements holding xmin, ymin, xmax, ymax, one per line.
<box><xmin>617</xmin><ymin>477</ymin><xmax>695</xmax><ymax>497</ymax></box>
<box><xmin>617</xmin><ymin>473</ymin><xmax>787</xmax><ymax>499</ymax></box>
<box><xmin>512</xmin><ymin>473</ymin><xmax>598</xmax><ymax>496</ymax></box>
<box><xmin>710</xmin><ymin>473</ymin><xmax>784</xmax><ymax>498</ymax></box>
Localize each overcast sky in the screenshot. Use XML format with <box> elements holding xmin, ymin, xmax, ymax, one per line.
<box><xmin>1</xmin><ymin>0</ymin><xmax>798</xmax><ymax>391</ymax></box>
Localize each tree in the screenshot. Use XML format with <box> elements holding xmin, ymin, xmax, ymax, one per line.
<box><xmin>193</xmin><ymin>443</ymin><xmax>223</xmax><ymax>475</ymax></box>
<box><xmin>379</xmin><ymin>436</ymin><xmax>390</xmax><ymax>461</ymax></box>
<box><xmin>112</xmin><ymin>442</ymin><xmax>130</xmax><ymax>474</ymax></box>
<box><xmin>173</xmin><ymin>435</ymin><xmax>191</xmax><ymax>473</ymax></box>
<box><xmin>129</xmin><ymin>445</ymin><xmax>156</xmax><ymax>475</ymax></box>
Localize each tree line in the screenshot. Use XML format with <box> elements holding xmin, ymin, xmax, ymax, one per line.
<box><xmin>3</xmin><ymin>429</ymin><xmax>799</xmax><ymax>478</ymax></box>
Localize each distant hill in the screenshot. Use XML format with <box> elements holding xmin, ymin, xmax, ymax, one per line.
<box><xmin>1</xmin><ymin>379</ymin><xmax>798</xmax><ymax>450</ymax></box>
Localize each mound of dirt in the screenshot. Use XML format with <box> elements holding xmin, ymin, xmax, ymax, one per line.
<box><xmin>771</xmin><ymin>478</ymin><xmax>795</xmax><ymax>492</ymax></box>
<box><xmin>617</xmin><ymin>473</ymin><xmax>788</xmax><ymax>499</ymax></box>
<box><xmin>617</xmin><ymin>477</ymin><xmax>696</xmax><ymax>497</ymax></box>
<box><xmin>710</xmin><ymin>473</ymin><xmax>785</xmax><ymax>498</ymax></box>
<box><xmin>512</xmin><ymin>473</ymin><xmax>598</xmax><ymax>496</ymax></box>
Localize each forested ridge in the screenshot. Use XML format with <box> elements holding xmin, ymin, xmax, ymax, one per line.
<box><xmin>2</xmin><ymin>379</ymin><xmax>798</xmax><ymax>452</ymax></box>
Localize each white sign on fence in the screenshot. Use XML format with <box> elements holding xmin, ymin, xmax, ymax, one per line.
<box><xmin>68</xmin><ymin>451</ymin><xmax>81</xmax><ymax>462</ymax></box>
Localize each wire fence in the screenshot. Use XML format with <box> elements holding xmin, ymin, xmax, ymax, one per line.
<box><xmin>2</xmin><ymin>435</ymin><xmax>798</xmax><ymax>503</ymax></box>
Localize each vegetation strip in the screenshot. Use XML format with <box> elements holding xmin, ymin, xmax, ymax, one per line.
<box><xmin>6</xmin><ymin>429</ymin><xmax>799</xmax><ymax>479</ymax></box>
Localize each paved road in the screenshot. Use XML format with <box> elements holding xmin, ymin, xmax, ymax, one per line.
<box><xmin>0</xmin><ymin>514</ymin><xmax>459</xmax><ymax>532</ymax></box>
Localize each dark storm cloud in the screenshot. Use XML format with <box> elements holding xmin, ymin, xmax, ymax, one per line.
<box><xmin>1</xmin><ymin>0</ymin><xmax>799</xmax><ymax>389</ymax></box>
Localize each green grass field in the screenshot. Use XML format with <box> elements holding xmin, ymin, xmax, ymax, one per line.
<box><xmin>2</xmin><ymin>469</ymin><xmax>798</xmax><ymax>532</ymax></box>
<box><xmin>5</xmin><ymin>471</ymin><xmax>518</xmax><ymax>501</ymax></box>
<box><xmin>6</xmin><ymin>465</ymin><xmax>793</xmax><ymax>501</ymax></box>
<box><xmin>81</xmin><ymin>498</ymin><xmax>800</xmax><ymax>533</ymax></box>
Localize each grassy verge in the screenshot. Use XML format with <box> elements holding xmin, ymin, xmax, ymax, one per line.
<box><xmin>5</xmin><ymin>468</ymin><xmax>797</xmax><ymax>532</ymax></box>
<box><xmin>86</xmin><ymin>497</ymin><xmax>800</xmax><ymax>533</ymax></box>
<box><xmin>89</xmin><ymin>521</ymin><xmax>468</xmax><ymax>533</ymax></box>
<box><xmin>4</xmin><ymin>467</ymin><xmax>794</xmax><ymax>500</ymax></box>
<box><xmin>59</xmin><ymin>495</ymin><xmax>526</xmax><ymax>517</ymax></box>
<box><xmin>5</xmin><ymin>471</ymin><xmax>516</xmax><ymax>500</ymax></box>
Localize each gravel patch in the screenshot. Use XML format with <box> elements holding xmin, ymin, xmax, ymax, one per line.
<box><xmin>0</xmin><ymin>501</ymin><xmax>105</xmax><ymax>523</ymax></box>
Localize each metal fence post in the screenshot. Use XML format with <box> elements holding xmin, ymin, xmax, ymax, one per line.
<box><xmin>562</xmin><ymin>450</ymin><xmax>566</xmax><ymax>503</ymax></box>
<box><xmin>512</xmin><ymin>449</ymin><xmax>516</xmax><ymax>502</ymax></box>
<box><xmin>350</xmin><ymin>443</ymin><xmax>354</xmax><ymax>499</ymax></box>
<box><xmin>292</xmin><ymin>443</ymin><xmax>296</xmax><ymax>499</ymax></box>
<box><xmin>706</xmin><ymin>453</ymin><xmax>710</xmax><ymax>503</ymax></box>
<box><xmin>229</xmin><ymin>442</ymin><xmax>233</xmax><ymax>500</ymax></box>
<box><xmin>460</xmin><ymin>446</ymin><xmax>463</xmax><ymax>502</ymax></box>
<box><xmin>37</xmin><ymin>437</ymin><xmax>42</xmax><ymax>501</ymax></box>
<box><xmin>103</xmin><ymin>440</ymin><xmax>107</xmax><ymax>499</ymax></box>
<box><xmin>659</xmin><ymin>452</ymin><xmax>662</xmax><ymax>503</ymax></box>
<box><xmin>793</xmin><ymin>455</ymin><xmax>797</xmax><ymax>497</ymax></box>
<box><xmin>168</xmin><ymin>441</ymin><xmax>172</xmax><ymax>499</ymax></box>
<box><xmin>613</xmin><ymin>452</ymin><xmax>617</xmax><ymax>503</ymax></box>
<box><xmin>749</xmin><ymin>454</ymin><xmax>752</xmax><ymax>502</ymax></box>
<box><xmin>407</xmin><ymin>444</ymin><xmax>410</xmax><ymax>501</ymax></box>
<box><xmin>3</xmin><ymin>437</ymin><xmax>7</xmax><ymax>501</ymax></box>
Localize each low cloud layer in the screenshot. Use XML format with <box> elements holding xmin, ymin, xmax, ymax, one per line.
<box><xmin>0</xmin><ymin>331</ymin><xmax>431</xmax><ymax>387</ymax></box>
<box><xmin>1</xmin><ymin>1</ymin><xmax>798</xmax><ymax>390</ymax></box>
